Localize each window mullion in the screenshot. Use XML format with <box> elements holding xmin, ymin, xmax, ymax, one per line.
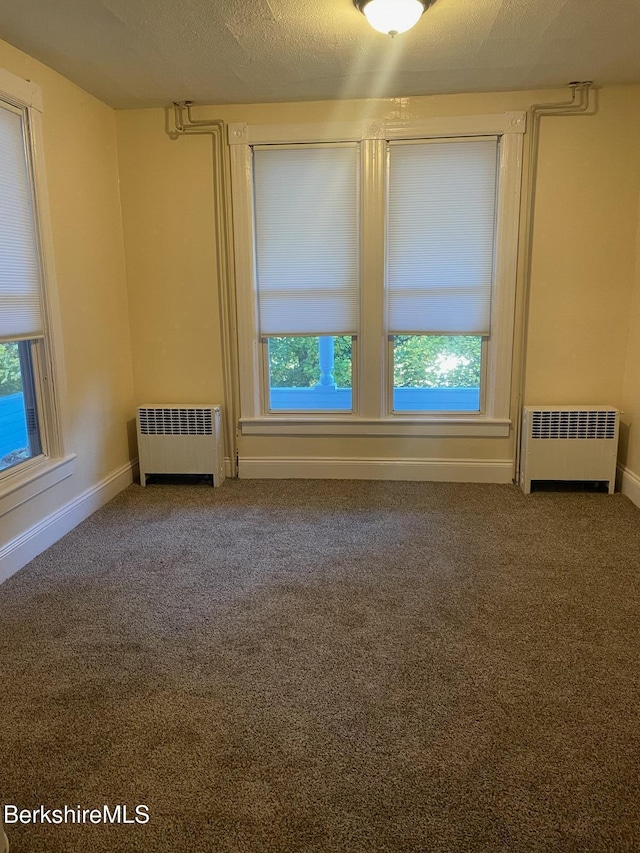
<box><xmin>485</xmin><ymin>131</ymin><xmax>524</xmax><ymax>420</ymax></box>
<box><xmin>359</xmin><ymin>138</ymin><xmax>386</xmax><ymax>419</ymax></box>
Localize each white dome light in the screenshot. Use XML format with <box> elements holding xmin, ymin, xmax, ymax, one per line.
<box><xmin>356</xmin><ymin>0</ymin><xmax>428</xmax><ymax>37</ymax></box>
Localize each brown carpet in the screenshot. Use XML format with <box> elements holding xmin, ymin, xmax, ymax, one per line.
<box><xmin>1</xmin><ymin>479</ymin><xmax>640</xmax><ymax>852</ymax></box>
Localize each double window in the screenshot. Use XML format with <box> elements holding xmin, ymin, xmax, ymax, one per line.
<box><xmin>230</xmin><ymin>113</ymin><xmax>524</xmax><ymax>436</ymax></box>
<box><xmin>0</xmin><ymin>69</ymin><xmax>67</xmax><ymax>495</ymax></box>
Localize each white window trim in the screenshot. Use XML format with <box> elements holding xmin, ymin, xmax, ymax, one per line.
<box><xmin>0</xmin><ymin>68</ymin><xmax>74</xmax><ymax>511</ymax></box>
<box><xmin>229</xmin><ymin>112</ymin><xmax>525</xmax><ymax>438</ymax></box>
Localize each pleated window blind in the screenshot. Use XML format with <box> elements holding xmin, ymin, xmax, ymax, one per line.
<box><xmin>387</xmin><ymin>139</ymin><xmax>498</xmax><ymax>335</ymax></box>
<box><xmin>0</xmin><ymin>102</ymin><xmax>43</xmax><ymax>343</ymax></box>
<box><xmin>253</xmin><ymin>145</ymin><xmax>359</xmax><ymax>336</ymax></box>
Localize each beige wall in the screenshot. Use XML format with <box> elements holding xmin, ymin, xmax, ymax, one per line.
<box><xmin>116</xmin><ymin>112</ymin><xmax>225</xmax><ymax>406</ymax></box>
<box><xmin>0</xmin><ymin>39</ymin><xmax>135</xmax><ymax>546</ymax></box>
<box><xmin>525</xmin><ymin>87</ymin><xmax>640</xmax><ymax>408</ymax></box>
<box><xmin>621</xmin><ymin>197</ymin><xmax>640</xmax><ymax>474</ymax></box>
<box><xmin>116</xmin><ymin>86</ymin><xmax>640</xmax><ymax>467</ymax></box>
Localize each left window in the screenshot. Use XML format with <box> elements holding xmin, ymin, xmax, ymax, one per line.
<box><xmin>252</xmin><ymin>144</ymin><xmax>359</xmax><ymax>413</ymax></box>
<box><xmin>0</xmin><ymin>71</ymin><xmax>69</xmax><ymax>495</ymax></box>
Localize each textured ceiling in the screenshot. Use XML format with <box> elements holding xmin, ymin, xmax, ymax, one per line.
<box><xmin>1</xmin><ymin>0</ymin><xmax>640</xmax><ymax>109</ymax></box>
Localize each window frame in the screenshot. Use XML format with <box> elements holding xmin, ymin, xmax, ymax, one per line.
<box><xmin>262</xmin><ymin>335</ymin><xmax>357</xmax><ymax>415</ymax></box>
<box><xmin>229</xmin><ymin>112</ymin><xmax>525</xmax><ymax>438</ymax></box>
<box><xmin>0</xmin><ymin>68</ymin><xmax>73</xmax><ymax>515</ymax></box>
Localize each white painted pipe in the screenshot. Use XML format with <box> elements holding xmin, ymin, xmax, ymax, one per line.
<box><xmin>171</xmin><ymin>102</ymin><xmax>240</xmax><ymax>478</ymax></box>
<box><xmin>513</xmin><ymin>82</ymin><xmax>593</xmax><ymax>484</ymax></box>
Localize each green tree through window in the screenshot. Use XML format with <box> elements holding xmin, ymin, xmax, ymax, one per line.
<box><xmin>267</xmin><ymin>335</ymin><xmax>480</xmax><ymax>389</ymax></box>
<box><xmin>268</xmin><ymin>337</ymin><xmax>353</xmax><ymax>388</ymax></box>
<box><xmin>0</xmin><ymin>343</ymin><xmax>23</xmax><ymax>396</ymax></box>
<box><xmin>393</xmin><ymin>336</ymin><xmax>481</xmax><ymax>389</ymax></box>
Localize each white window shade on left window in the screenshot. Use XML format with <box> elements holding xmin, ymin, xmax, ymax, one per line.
<box><xmin>0</xmin><ymin>103</ymin><xmax>44</xmax><ymax>343</ymax></box>
<box><xmin>253</xmin><ymin>145</ymin><xmax>359</xmax><ymax>336</ymax></box>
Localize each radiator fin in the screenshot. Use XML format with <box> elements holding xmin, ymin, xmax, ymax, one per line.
<box><xmin>531</xmin><ymin>410</ymin><xmax>616</xmax><ymax>440</ymax></box>
<box><xmin>138</xmin><ymin>407</ymin><xmax>213</xmax><ymax>436</ymax></box>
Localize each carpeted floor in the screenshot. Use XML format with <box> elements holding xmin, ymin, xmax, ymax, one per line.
<box><xmin>1</xmin><ymin>479</ymin><xmax>640</xmax><ymax>852</ymax></box>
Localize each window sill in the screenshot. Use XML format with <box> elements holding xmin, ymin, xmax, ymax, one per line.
<box><xmin>240</xmin><ymin>417</ymin><xmax>511</xmax><ymax>438</ymax></box>
<box><xmin>0</xmin><ymin>454</ymin><xmax>76</xmax><ymax>518</ymax></box>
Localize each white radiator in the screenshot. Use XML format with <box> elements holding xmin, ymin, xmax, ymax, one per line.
<box><xmin>136</xmin><ymin>404</ymin><xmax>225</xmax><ymax>487</ymax></box>
<box><xmin>520</xmin><ymin>406</ymin><xmax>619</xmax><ymax>494</ymax></box>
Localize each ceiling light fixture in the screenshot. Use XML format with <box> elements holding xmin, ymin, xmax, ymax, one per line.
<box><xmin>354</xmin><ymin>0</ymin><xmax>432</xmax><ymax>37</ymax></box>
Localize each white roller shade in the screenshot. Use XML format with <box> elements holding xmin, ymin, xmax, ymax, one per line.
<box><xmin>0</xmin><ymin>102</ymin><xmax>43</xmax><ymax>342</ymax></box>
<box><xmin>387</xmin><ymin>139</ymin><xmax>498</xmax><ymax>335</ymax></box>
<box><xmin>253</xmin><ymin>145</ymin><xmax>359</xmax><ymax>336</ymax></box>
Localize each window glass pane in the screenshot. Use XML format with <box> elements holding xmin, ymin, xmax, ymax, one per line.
<box><xmin>0</xmin><ymin>341</ymin><xmax>41</xmax><ymax>471</ymax></box>
<box><xmin>393</xmin><ymin>335</ymin><xmax>481</xmax><ymax>412</ymax></box>
<box><xmin>268</xmin><ymin>336</ymin><xmax>353</xmax><ymax>412</ymax></box>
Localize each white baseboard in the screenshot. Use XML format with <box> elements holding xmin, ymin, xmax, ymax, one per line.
<box><xmin>239</xmin><ymin>456</ymin><xmax>514</xmax><ymax>483</ymax></box>
<box><xmin>618</xmin><ymin>464</ymin><xmax>640</xmax><ymax>509</ymax></box>
<box><xmin>0</xmin><ymin>460</ymin><xmax>136</xmax><ymax>584</ymax></box>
